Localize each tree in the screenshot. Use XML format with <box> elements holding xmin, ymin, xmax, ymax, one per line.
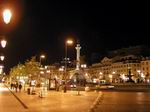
<box><xmin>9</xmin><ymin>63</ymin><xmax>26</xmax><ymax>81</ymax></box>
<box><xmin>9</xmin><ymin>56</ymin><xmax>40</xmax><ymax>82</ymax></box>
<box><xmin>24</xmin><ymin>56</ymin><xmax>40</xmax><ymax>80</ymax></box>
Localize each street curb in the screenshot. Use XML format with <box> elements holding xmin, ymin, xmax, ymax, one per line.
<box><xmin>4</xmin><ymin>84</ymin><xmax>28</xmax><ymax>109</ymax></box>
<box><xmin>88</xmin><ymin>92</ymin><xmax>104</xmax><ymax>112</ymax></box>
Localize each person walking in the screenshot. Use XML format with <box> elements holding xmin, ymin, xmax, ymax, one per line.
<box><xmin>10</xmin><ymin>83</ymin><xmax>13</xmax><ymax>89</ymax></box>
<box><xmin>19</xmin><ymin>83</ymin><xmax>22</xmax><ymax>92</ymax></box>
<box><xmin>15</xmin><ymin>82</ymin><xmax>18</xmax><ymax>92</ymax></box>
<box><xmin>63</xmin><ymin>83</ymin><xmax>67</xmax><ymax>93</ymax></box>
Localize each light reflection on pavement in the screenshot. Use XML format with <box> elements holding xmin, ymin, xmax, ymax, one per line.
<box><xmin>0</xmin><ymin>83</ymin><xmax>98</xmax><ymax>112</ymax></box>
<box><xmin>95</xmin><ymin>91</ymin><xmax>150</xmax><ymax>112</ymax></box>
<box><xmin>0</xmin><ymin>83</ymin><xmax>28</xmax><ymax>112</ymax></box>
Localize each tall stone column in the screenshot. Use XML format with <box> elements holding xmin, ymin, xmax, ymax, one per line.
<box><xmin>75</xmin><ymin>44</ymin><xmax>81</xmax><ymax>70</ymax></box>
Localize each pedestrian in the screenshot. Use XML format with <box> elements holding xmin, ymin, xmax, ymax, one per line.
<box><xmin>15</xmin><ymin>82</ymin><xmax>18</xmax><ymax>92</ymax></box>
<box><xmin>19</xmin><ymin>83</ymin><xmax>22</xmax><ymax>92</ymax></box>
<box><xmin>63</xmin><ymin>84</ymin><xmax>67</xmax><ymax>93</ymax></box>
<box><xmin>10</xmin><ymin>83</ymin><xmax>13</xmax><ymax>89</ymax></box>
<box><xmin>12</xmin><ymin>82</ymin><xmax>15</xmax><ymax>90</ymax></box>
<box><xmin>56</xmin><ymin>84</ymin><xmax>60</xmax><ymax>91</ymax></box>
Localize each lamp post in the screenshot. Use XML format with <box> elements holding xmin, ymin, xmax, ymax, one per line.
<box><xmin>39</xmin><ymin>55</ymin><xmax>45</xmax><ymax>85</ymax></box>
<box><xmin>46</xmin><ymin>70</ymin><xmax>51</xmax><ymax>90</ymax></box>
<box><xmin>39</xmin><ymin>54</ymin><xmax>45</xmax><ymax>67</ymax></box>
<box><xmin>64</xmin><ymin>39</ymin><xmax>73</xmax><ymax>81</ymax></box>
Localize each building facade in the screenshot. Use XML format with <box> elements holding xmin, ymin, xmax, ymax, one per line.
<box><xmin>89</xmin><ymin>55</ymin><xmax>150</xmax><ymax>83</ymax></box>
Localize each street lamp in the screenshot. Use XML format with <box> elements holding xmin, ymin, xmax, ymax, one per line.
<box><xmin>46</xmin><ymin>70</ymin><xmax>51</xmax><ymax>90</ymax></box>
<box><xmin>0</xmin><ymin>55</ymin><xmax>5</xmax><ymax>61</ymax></box>
<box><xmin>1</xmin><ymin>8</ymin><xmax>11</xmax><ymax>47</ymax></box>
<box><xmin>0</xmin><ymin>8</ymin><xmax>12</xmax><ymax>75</ymax></box>
<box><xmin>1</xmin><ymin>39</ymin><xmax>7</xmax><ymax>48</ymax></box>
<box><xmin>40</xmin><ymin>54</ymin><xmax>45</xmax><ymax>66</ymax></box>
<box><xmin>0</xmin><ymin>65</ymin><xmax>4</xmax><ymax>74</ymax></box>
<box><xmin>3</xmin><ymin>9</ymin><xmax>12</xmax><ymax>24</ymax></box>
<box><xmin>64</xmin><ymin>39</ymin><xmax>73</xmax><ymax>81</ymax></box>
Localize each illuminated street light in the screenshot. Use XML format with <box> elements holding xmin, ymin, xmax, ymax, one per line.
<box><xmin>66</xmin><ymin>40</ymin><xmax>73</xmax><ymax>44</ymax></box>
<box><xmin>81</xmin><ymin>64</ymin><xmax>87</xmax><ymax>68</ymax></box>
<box><xmin>64</xmin><ymin>39</ymin><xmax>73</xmax><ymax>80</ymax></box>
<box><xmin>3</xmin><ymin>9</ymin><xmax>12</xmax><ymax>24</ymax></box>
<box><xmin>40</xmin><ymin>54</ymin><xmax>45</xmax><ymax>66</ymax></box>
<box><xmin>46</xmin><ymin>70</ymin><xmax>50</xmax><ymax>74</ymax></box>
<box><xmin>112</xmin><ymin>71</ymin><xmax>116</xmax><ymax>74</ymax></box>
<box><xmin>40</xmin><ymin>55</ymin><xmax>45</xmax><ymax>59</ymax></box>
<box><xmin>99</xmin><ymin>72</ymin><xmax>103</xmax><ymax>75</ymax></box>
<box><xmin>137</xmin><ymin>70</ymin><xmax>141</xmax><ymax>73</ymax></box>
<box><xmin>59</xmin><ymin>67</ymin><xmax>64</xmax><ymax>72</ymax></box>
<box><xmin>0</xmin><ymin>8</ymin><xmax>12</xmax><ymax>75</ymax></box>
<box><xmin>0</xmin><ymin>65</ymin><xmax>4</xmax><ymax>74</ymax></box>
<box><xmin>1</xmin><ymin>39</ymin><xmax>7</xmax><ymax>48</ymax></box>
<box><xmin>40</xmin><ymin>71</ymin><xmax>44</xmax><ymax>74</ymax></box>
<box><xmin>0</xmin><ymin>55</ymin><xmax>5</xmax><ymax>61</ymax></box>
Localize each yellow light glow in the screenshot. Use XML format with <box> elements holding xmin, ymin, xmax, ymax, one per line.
<box><xmin>0</xmin><ymin>87</ymin><xmax>9</xmax><ymax>92</ymax></box>
<box><xmin>59</xmin><ymin>68</ymin><xmax>64</xmax><ymax>71</ymax></box>
<box><xmin>40</xmin><ymin>55</ymin><xmax>45</xmax><ymax>59</ymax></box>
<box><xmin>40</xmin><ymin>71</ymin><xmax>44</xmax><ymax>74</ymax></box>
<box><xmin>141</xmin><ymin>73</ymin><xmax>145</xmax><ymax>78</ymax></box>
<box><xmin>137</xmin><ymin>70</ymin><xmax>141</xmax><ymax>73</ymax></box>
<box><xmin>66</xmin><ymin>40</ymin><xmax>73</xmax><ymax>45</ymax></box>
<box><xmin>3</xmin><ymin>9</ymin><xmax>12</xmax><ymax>24</ymax></box>
<box><xmin>85</xmin><ymin>73</ymin><xmax>88</xmax><ymax>76</ymax></box>
<box><xmin>1</xmin><ymin>40</ymin><xmax>7</xmax><ymax>48</ymax></box>
<box><xmin>46</xmin><ymin>70</ymin><xmax>50</xmax><ymax>73</ymax></box>
<box><xmin>109</xmin><ymin>74</ymin><xmax>113</xmax><ymax>78</ymax></box>
<box><xmin>99</xmin><ymin>72</ymin><xmax>103</xmax><ymax>75</ymax></box>
<box><xmin>112</xmin><ymin>71</ymin><xmax>115</xmax><ymax>74</ymax></box>
<box><xmin>0</xmin><ymin>56</ymin><xmax>5</xmax><ymax>61</ymax></box>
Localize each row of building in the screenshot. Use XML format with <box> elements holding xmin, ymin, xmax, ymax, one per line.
<box><xmin>87</xmin><ymin>46</ymin><xmax>150</xmax><ymax>83</ymax></box>
<box><xmin>88</xmin><ymin>56</ymin><xmax>150</xmax><ymax>83</ymax></box>
<box><xmin>44</xmin><ymin>45</ymin><xmax>150</xmax><ymax>84</ymax></box>
<box><xmin>14</xmin><ymin>45</ymin><xmax>150</xmax><ymax>86</ymax></box>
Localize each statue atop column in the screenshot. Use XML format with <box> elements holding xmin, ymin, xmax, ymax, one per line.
<box><xmin>75</xmin><ymin>43</ymin><xmax>81</xmax><ymax>71</ymax></box>
<box><xmin>70</xmin><ymin>42</ymin><xmax>86</xmax><ymax>86</ymax></box>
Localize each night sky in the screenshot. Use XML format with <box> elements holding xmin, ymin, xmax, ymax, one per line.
<box><xmin>0</xmin><ymin>0</ymin><xmax>150</xmax><ymax>73</ymax></box>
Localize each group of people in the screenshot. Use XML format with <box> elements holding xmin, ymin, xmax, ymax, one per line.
<box><xmin>10</xmin><ymin>82</ymin><xmax>22</xmax><ymax>92</ymax></box>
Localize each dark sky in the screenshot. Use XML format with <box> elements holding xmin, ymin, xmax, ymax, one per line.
<box><xmin>0</xmin><ymin>0</ymin><xmax>150</xmax><ymax>73</ymax></box>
